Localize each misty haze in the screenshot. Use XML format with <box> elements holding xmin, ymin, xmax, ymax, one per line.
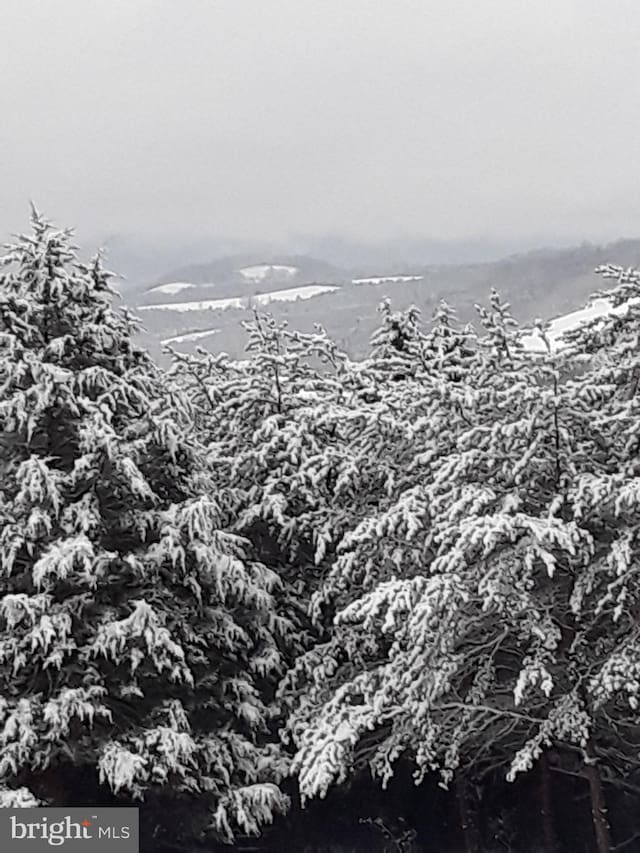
<box><xmin>2</xmin><ymin>3</ymin><xmax>640</xmax><ymax>853</ymax></box>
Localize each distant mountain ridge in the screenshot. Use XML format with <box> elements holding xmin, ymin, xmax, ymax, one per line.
<box><xmin>152</xmin><ymin>254</ymin><xmax>343</xmax><ymax>289</ymax></box>
<box><xmin>122</xmin><ymin>238</ymin><xmax>640</xmax><ymax>364</ymax></box>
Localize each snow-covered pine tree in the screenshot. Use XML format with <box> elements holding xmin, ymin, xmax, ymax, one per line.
<box><xmin>0</xmin><ymin>212</ymin><xmax>290</xmax><ymax>846</ymax></box>
<box><xmin>368</xmin><ymin>299</ymin><xmax>424</xmax><ymax>381</ymax></box>
<box><xmin>421</xmin><ymin>299</ymin><xmax>477</xmax><ymax>382</ymax></box>
<box><xmin>171</xmin><ymin>304</ymin><xmax>479</xmax><ymax>795</ymax></box>
<box><xmin>167</xmin><ymin>312</ymin><xmax>354</xmax><ymax>595</ymax></box>
<box><xmin>279</xmin><ymin>299</ymin><xmax>487</xmax><ymax>800</ymax></box>
<box><xmin>554</xmin><ymin>263</ymin><xmax>640</xmax><ymax>852</ymax></box>
<box><xmin>284</xmin><ymin>277</ymin><xmax>640</xmax><ymax>852</ymax></box>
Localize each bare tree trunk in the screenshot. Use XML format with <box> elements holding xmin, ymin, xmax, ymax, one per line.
<box><xmin>584</xmin><ymin>759</ymin><xmax>612</xmax><ymax>853</ymax></box>
<box><xmin>539</xmin><ymin>755</ymin><xmax>559</xmax><ymax>852</ymax></box>
<box><xmin>456</xmin><ymin>778</ymin><xmax>480</xmax><ymax>853</ymax></box>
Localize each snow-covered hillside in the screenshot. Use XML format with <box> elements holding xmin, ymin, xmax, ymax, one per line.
<box><xmin>352</xmin><ymin>274</ymin><xmax>423</xmax><ymax>285</ymax></box>
<box><xmin>521</xmin><ymin>297</ymin><xmax>639</xmax><ymax>352</ymax></box>
<box><xmin>240</xmin><ymin>264</ymin><xmax>299</xmax><ymax>281</ymax></box>
<box><xmin>161</xmin><ymin>328</ymin><xmax>220</xmax><ymax>345</ymax></box>
<box><xmin>149</xmin><ymin>281</ymin><xmax>196</xmax><ymax>295</ymax></box>
<box><xmin>138</xmin><ymin>283</ymin><xmax>340</xmax><ymax>313</ymax></box>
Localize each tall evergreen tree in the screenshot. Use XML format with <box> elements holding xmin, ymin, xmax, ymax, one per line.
<box><xmin>281</xmin><ymin>299</ymin><xmax>482</xmax><ymax>797</ymax></box>
<box><xmin>283</xmin><ymin>278</ymin><xmax>640</xmax><ymax>852</ymax></box>
<box><xmin>0</xmin><ymin>212</ymin><xmax>290</xmax><ymax>846</ymax></box>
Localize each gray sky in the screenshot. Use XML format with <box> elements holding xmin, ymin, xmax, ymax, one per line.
<box><xmin>3</xmin><ymin>0</ymin><xmax>640</xmax><ymax>251</ymax></box>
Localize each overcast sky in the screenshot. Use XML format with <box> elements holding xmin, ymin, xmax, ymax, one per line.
<box><xmin>3</xmin><ymin>0</ymin><xmax>640</xmax><ymax>251</ymax></box>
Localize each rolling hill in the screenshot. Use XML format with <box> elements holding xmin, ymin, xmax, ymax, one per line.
<box><xmin>120</xmin><ymin>240</ymin><xmax>640</xmax><ymax>364</ymax></box>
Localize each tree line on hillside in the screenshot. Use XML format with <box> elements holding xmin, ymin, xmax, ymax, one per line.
<box><xmin>135</xmin><ymin>238</ymin><xmax>640</xmax><ymax>367</ymax></box>
<box><xmin>2</xmin><ymin>212</ymin><xmax>640</xmax><ymax>853</ymax></box>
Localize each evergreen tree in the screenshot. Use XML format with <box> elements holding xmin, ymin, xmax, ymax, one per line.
<box><xmin>0</xmin><ymin>212</ymin><xmax>290</xmax><ymax>846</ymax></box>
<box><xmin>281</xmin><ymin>299</ymin><xmax>483</xmax><ymax>800</ymax></box>
<box><xmin>168</xmin><ymin>312</ymin><xmax>352</xmax><ymax>591</ymax></box>
<box><xmin>368</xmin><ymin>299</ymin><xmax>424</xmax><ymax>381</ymax></box>
<box><xmin>283</xmin><ymin>277</ymin><xmax>640</xmax><ymax>852</ymax></box>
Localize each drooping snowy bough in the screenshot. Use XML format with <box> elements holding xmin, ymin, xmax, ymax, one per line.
<box><xmin>273</xmin><ymin>281</ymin><xmax>640</xmax><ymax>853</ymax></box>
<box><xmin>0</xmin><ymin>212</ymin><xmax>292</xmax><ymax>845</ymax></box>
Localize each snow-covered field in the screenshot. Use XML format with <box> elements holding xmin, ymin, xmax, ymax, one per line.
<box><xmin>521</xmin><ymin>297</ymin><xmax>639</xmax><ymax>352</ymax></box>
<box><xmin>352</xmin><ymin>274</ymin><xmax>423</xmax><ymax>285</ymax></box>
<box><xmin>149</xmin><ymin>281</ymin><xmax>197</xmax><ymax>295</ymax></box>
<box><xmin>161</xmin><ymin>328</ymin><xmax>221</xmax><ymax>345</ymax></box>
<box><xmin>239</xmin><ymin>264</ymin><xmax>298</xmax><ymax>281</ymax></box>
<box><xmin>138</xmin><ymin>283</ymin><xmax>340</xmax><ymax>313</ymax></box>
<box><xmin>252</xmin><ymin>283</ymin><xmax>339</xmax><ymax>303</ymax></box>
<box><xmin>141</xmin><ymin>296</ymin><xmax>246</xmax><ymax>313</ymax></box>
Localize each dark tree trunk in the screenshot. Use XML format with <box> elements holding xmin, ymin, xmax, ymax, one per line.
<box><xmin>539</xmin><ymin>754</ymin><xmax>559</xmax><ymax>852</ymax></box>
<box><xmin>456</xmin><ymin>778</ymin><xmax>480</xmax><ymax>853</ymax></box>
<box><xmin>584</xmin><ymin>759</ymin><xmax>612</xmax><ymax>853</ymax></box>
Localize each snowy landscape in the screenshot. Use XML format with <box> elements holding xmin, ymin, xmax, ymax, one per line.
<box><xmin>138</xmin><ymin>283</ymin><xmax>340</xmax><ymax>314</ymax></box>
<box><xmin>2</xmin><ymin>213</ymin><xmax>640</xmax><ymax>853</ymax></box>
<box><xmin>4</xmin><ymin>3</ymin><xmax>640</xmax><ymax>853</ymax></box>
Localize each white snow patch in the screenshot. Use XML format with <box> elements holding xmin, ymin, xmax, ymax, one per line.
<box><xmin>352</xmin><ymin>275</ymin><xmax>423</xmax><ymax>285</ymax></box>
<box><xmin>239</xmin><ymin>264</ymin><xmax>299</xmax><ymax>281</ymax></box>
<box><xmin>522</xmin><ymin>297</ymin><xmax>640</xmax><ymax>352</ymax></box>
<box><xmin>149</xmin><ymin>282</ymin><xmax>196</xmax><ymax>295</ymax></box>
<box><xmin>138</xmin><ymin>284</ymin><xmax>340</xmax><ymax>313</ymax></box>
<box><xmin>162</xmin><ymin>328</ymin><xmax>221</xmax><ymax>345</ymax></box>
<box><xmin>142</xmin><ymin>296</ymin><xmax>246</xmax><ymax>313</ymax></box>
<box><xmin>259</xmin><ymin>284</ymin><xmax>339</xmax><ymax>303</ymax></box>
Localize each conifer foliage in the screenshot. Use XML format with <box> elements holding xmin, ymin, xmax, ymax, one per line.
<box><xmin>278</xmin><ymin>284</ymin><xmax>640</xmax><ymax>853</ymax></box>
<box><xmin>0</xmin><ymin>212</ymin><xmax>290</xmax><ymax>845</ymax></box>
<box><xmin>6</xmin><ymin>209</ymin><xmax>640</xmax><ymax>852</ymax></box>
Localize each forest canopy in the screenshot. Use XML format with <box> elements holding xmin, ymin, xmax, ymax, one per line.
<box><xmin>2</xmin><ymin>213</ymin><xmax>640</xmax><ymax>853</ymax></box>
